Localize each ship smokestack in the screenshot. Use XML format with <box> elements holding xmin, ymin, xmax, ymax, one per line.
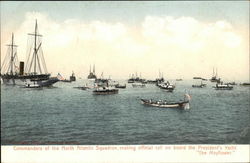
<box><xmin>19</xmin><ymin>61</ymin><xmax>24</xmax><ymax>75</ymax></box>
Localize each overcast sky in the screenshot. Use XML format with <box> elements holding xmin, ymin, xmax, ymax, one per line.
<box><xmin>1</xmin><ymin>1</ymin><xmax>249</xmax><ymax>81</ymax></box>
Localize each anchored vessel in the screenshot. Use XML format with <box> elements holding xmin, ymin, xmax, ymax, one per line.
<box><xmin>23</xmin><ymin>20</ymin><xmax>58</xmax><ymax>88</ymax></box>
<box><xmin>157</xmin><ymin>81</ymin><xmax>175</xmax><ymax>92</ymax></box>
<box><xmin>87</xmin><ymin>65</ymin><xmax>97</xmax><ymax>80</ymax></box>
<box><xmin>141</xmin><ymin>94</ymin><xmax>191</xmax><ymax>109</ymax></box>
<box><xmin>70</xmin><ymin>72</ymin><xmax>76</xmax><ymax>81</ymax></box>
<box><xmin>57</xmin><ymin>72</ymin><xmax>76</xmax><ymax>83</ymax></box>
<box><xmin>1</xmin><ymin>20</ymin><xmax>59</xmax><ymax>87</ymax></box>
<box><xmin>93</xmin><ymin>75</ymin><xmax>118</xmax><ymax>95</ymax></box>
<box><xmin>213</xmin><ymin>83</ymin><xmax>233</xmax><ymax>90</ymax></box>
<box><xmin>128</xmin><ymin>72</ymin><xmax>147</xmax><ymax>83</ymax></box>
<box><xmin>210</xmin><ymin>68</ymin><xmax>220</xmax><ymax>83</ymax></box>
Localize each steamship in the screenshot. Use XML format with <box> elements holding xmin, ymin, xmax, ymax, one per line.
<box><xmin>1</xmin><ymin>20</ymin><xmax>59</xmax><ymax>87</ymax></box>
<box><xmin>210</xmin><ymin>68</ymin><xmax>220</xmax><ymax>83</ymax></box>
<box><xmin>87</xmin><ymin>65</ymin><xmax>97</xmax><ymax>80</ymax></box>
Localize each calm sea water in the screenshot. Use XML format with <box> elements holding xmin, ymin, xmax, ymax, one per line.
<box><xmin>1</xmin><ymin>79</ymin><xmax>250</xmax><ymax>145</ymax></box>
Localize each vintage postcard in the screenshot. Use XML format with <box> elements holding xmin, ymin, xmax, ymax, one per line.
<box><xmin>1</xmin><ymin>1</ymin><xmax>249</xmax><ymax>163</ymax></box>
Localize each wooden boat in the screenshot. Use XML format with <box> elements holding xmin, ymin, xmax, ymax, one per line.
<box><xmin>141</xmin><ymin>94</ymin><xmax>191</xmax><ymax>109</ymax></box>
<box><xmin>141</xmin><ymin>99</ymin><xmax>189</xmax><ymax>109</ymax></box>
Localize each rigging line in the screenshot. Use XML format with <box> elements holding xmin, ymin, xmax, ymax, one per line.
<box><xmin>7</xmin><ymin>59</ymin><xmax>12</xmax><ymax>74</ymax></box>
<box><xmin>1</xmin><ymin>47</ymin><xmax>11</xmax><ymax>71</ymax></box>
<box><xmin>26</xmin><ymin>37</ymin><xmax>33</xmax><ymax>65</ymax></box>
<box><xmin>24</xmin><ymin>38</ymin><xmax>29</xmax><ymax>72</ymax></box>
<box><xmin>13</xmin><ymin>52</ymin><xmax>18</xmax><ymax>62</ymax></box>
<box><xmin>14</xmin><ymin>52</ymin><xmax>19</xmax><ymax>71</ymax></box>
<box><xmin>13</xmin><ymin>52</ymin><xmax>18</xmax><ymax>72</ymax></box>
<box><xmin>15</xmin><ymin>55</ymin><xmax>19</xmax><ymax>67</ymax></box>
<box><xmin>40</xmin><ymin>48</ymin><xmax>48</xmax><ymax>74</ymax></box>
<box><xmin>35</xmin><ymin>43</ymin><xmax>42</xmax><ymax>73</ymax></box>
<box><xmin>40</xmin><ymin>48</ymin><xmax>47</xmax><ymax>73</ymax></box>
<box><xmin>1</xmin><ymin>58</ymin><xmax>7</xmax><ymax>72</ymax></box>
<box><xmin>1</xmin><ymin>54</ymin><xmax>8</xmax><ymax>69</ymax></box>
<box><xmin>1</xmin><ymin>51</ymin><xmax>10</xmax><ymax>72</ymax></box>
<box><xmin>36</xmin><ymin>52</ymin><xmax>42</xmax><ymax>74</ymax></box>
<box><xmin>27</xmin><ymin>50</ymin><xmax>35</xmax><ymax>73</ymax></box>
<box><xmin>3</xmin><ymin>55</ymin><xmax>11</xmax><ymax>73</ymax></box>
<box><xmin>1</xmin><ymin>63</ymin><xmax>7</xmax><ymax>73</ymax></box>
<box><xmin>3</xmin><ymin>49</ymin><xmax>12</xmax><ymax>73</ymax></box>
<box><xmin>24</xmin><ymin>38</ymin><xmax>33</xmax><ymax>72</ymax></box>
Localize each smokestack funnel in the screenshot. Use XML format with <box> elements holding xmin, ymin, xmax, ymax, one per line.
<box><xmin>19</xmin><ymin>61</ymin><xmax>24</xmax><ymax>75</ymax></box>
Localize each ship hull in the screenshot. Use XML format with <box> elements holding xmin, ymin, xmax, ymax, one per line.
<box><xmin>141</xmin><ymin>99</ymin><xmax>189</xmax><ymax>109</ymax></box>
<box><xmin>93</xmin><ymin>89</ymin><xmax>118</xmax><ymax>95</ymax></box>
<box><xmin>1</xmin><ymin>75</ymin><xmax>58</xmax><ymax>87</ymax></box>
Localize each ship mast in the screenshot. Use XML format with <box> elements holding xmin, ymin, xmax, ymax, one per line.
<box><xmin>27</xmin><ymin>19</ymin><xmax>43</xmax><ymax>74</ymax></box>
<box><xmin>10</xmin><ymin>33</ymin><xmax>14</xmax><ymax>75</ymax></box>
<box><xmin>7</xmin><ymin>33</ymin><xmax>18</xmax><ymax>75</ymax></box>
<box><xmin>34</xmin><ymin>20</ymin><xmax>37</xmax><ymax>74</ymax></box>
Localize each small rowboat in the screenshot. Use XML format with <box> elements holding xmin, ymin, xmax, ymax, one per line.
<box><xmin>141</xmin><ymin>94</ymin><xmax>191</xmax><ymax>109</ymax></box>
<box><xmin>141</xmin><ymin>99</ymin><xmax>189</xmax><ymax>109</ymax></box>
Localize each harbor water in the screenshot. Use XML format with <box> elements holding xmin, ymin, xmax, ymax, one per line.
<box><xmin>1</xmin><ymin>80</ymin><xmax>250</xmax><ymax>145</ymax></box>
